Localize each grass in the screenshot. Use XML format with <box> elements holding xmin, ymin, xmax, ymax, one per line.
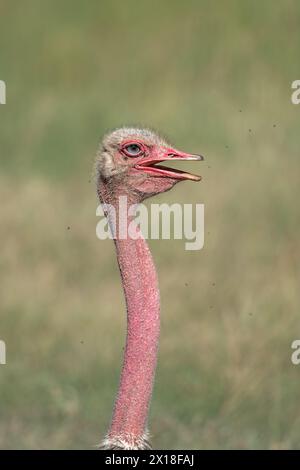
<box><xmin>0</xmin><ymin>0</ymin><xmax>300</xmax><ymax>449</ymax></box>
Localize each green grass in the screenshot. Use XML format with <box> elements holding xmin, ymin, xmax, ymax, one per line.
<box><xmin>0</xmin><ymin>0</ymin><xmax>300</xmax><ymax>449</ymax></box>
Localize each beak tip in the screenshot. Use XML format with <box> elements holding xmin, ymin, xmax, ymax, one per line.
<box><xmin>190</xmin><ymin>153</ymin><xmax>204</xmax><ymax>161</ymax></box>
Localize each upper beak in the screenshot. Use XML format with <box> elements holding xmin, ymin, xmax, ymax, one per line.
<box><xmin>135</xmin><ymin>146</ymin><xmax>204</xmax><ymax>181</ymax></box>
<box><xmin>161</xmin><ymin>147</ymin><xmax>204</xmax><ymax>162</ymax></box>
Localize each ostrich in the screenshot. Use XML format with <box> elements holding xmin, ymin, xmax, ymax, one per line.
<box><xmin>96</xmin><ymin>127</ymin><xmax>203</xmax><ymax>450</ymax></box>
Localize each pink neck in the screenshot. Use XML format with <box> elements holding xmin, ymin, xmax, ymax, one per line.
<box><xmin>99</xmin><ymin>184</ymin><xmax>160</xmax><ymax>442</ymax></box>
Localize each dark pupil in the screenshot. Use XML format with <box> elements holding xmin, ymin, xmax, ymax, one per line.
<box><xmin>127</xmin><ymin>144</ymin><xmax>140</xmax><ymax>154</ymax></box>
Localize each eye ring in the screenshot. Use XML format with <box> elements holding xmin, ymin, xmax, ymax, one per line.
<box><xmin>121</xmin><ymin>143</ymin><xmax>144</xmax><ymax>157</ymax></box>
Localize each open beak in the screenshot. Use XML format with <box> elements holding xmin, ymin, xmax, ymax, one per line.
<box><xmin>134</xmin><ymin>146</ymin><xmax>204</xmax><ymax>181</ymax></box>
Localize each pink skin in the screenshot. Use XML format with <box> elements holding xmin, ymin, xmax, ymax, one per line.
<box><xmin>109</xmin><ymin>226</ymin><xmax>160</xmax><ymax>441</ymax></box>
<box><xmin>98</xmin><ymin>137</ymin><xmax>203</xmax><ymax>447</ymax></box>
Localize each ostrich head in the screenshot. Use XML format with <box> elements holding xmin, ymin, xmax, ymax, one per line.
<box><xmin>96</xmin><ymin>127</ymin><xmax>204</xmax><ymax>202</ymax></box>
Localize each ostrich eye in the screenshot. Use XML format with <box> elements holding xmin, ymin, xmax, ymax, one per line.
<box><xmin>123</xmin><ymin>143</ymin><xmax>143</xmax><ymax>157</ymax></box>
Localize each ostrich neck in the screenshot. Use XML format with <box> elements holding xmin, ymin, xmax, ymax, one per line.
<box><xmin>99</xmin><ymin>182</ymin><xmax>160</xmax><ymax>443</ymax></box>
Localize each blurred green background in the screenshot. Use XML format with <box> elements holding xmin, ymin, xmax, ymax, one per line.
<box><xmin>0</xmin><ymin>0</ymin><xmax>300</xmax><ymax>449</ymax></box>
